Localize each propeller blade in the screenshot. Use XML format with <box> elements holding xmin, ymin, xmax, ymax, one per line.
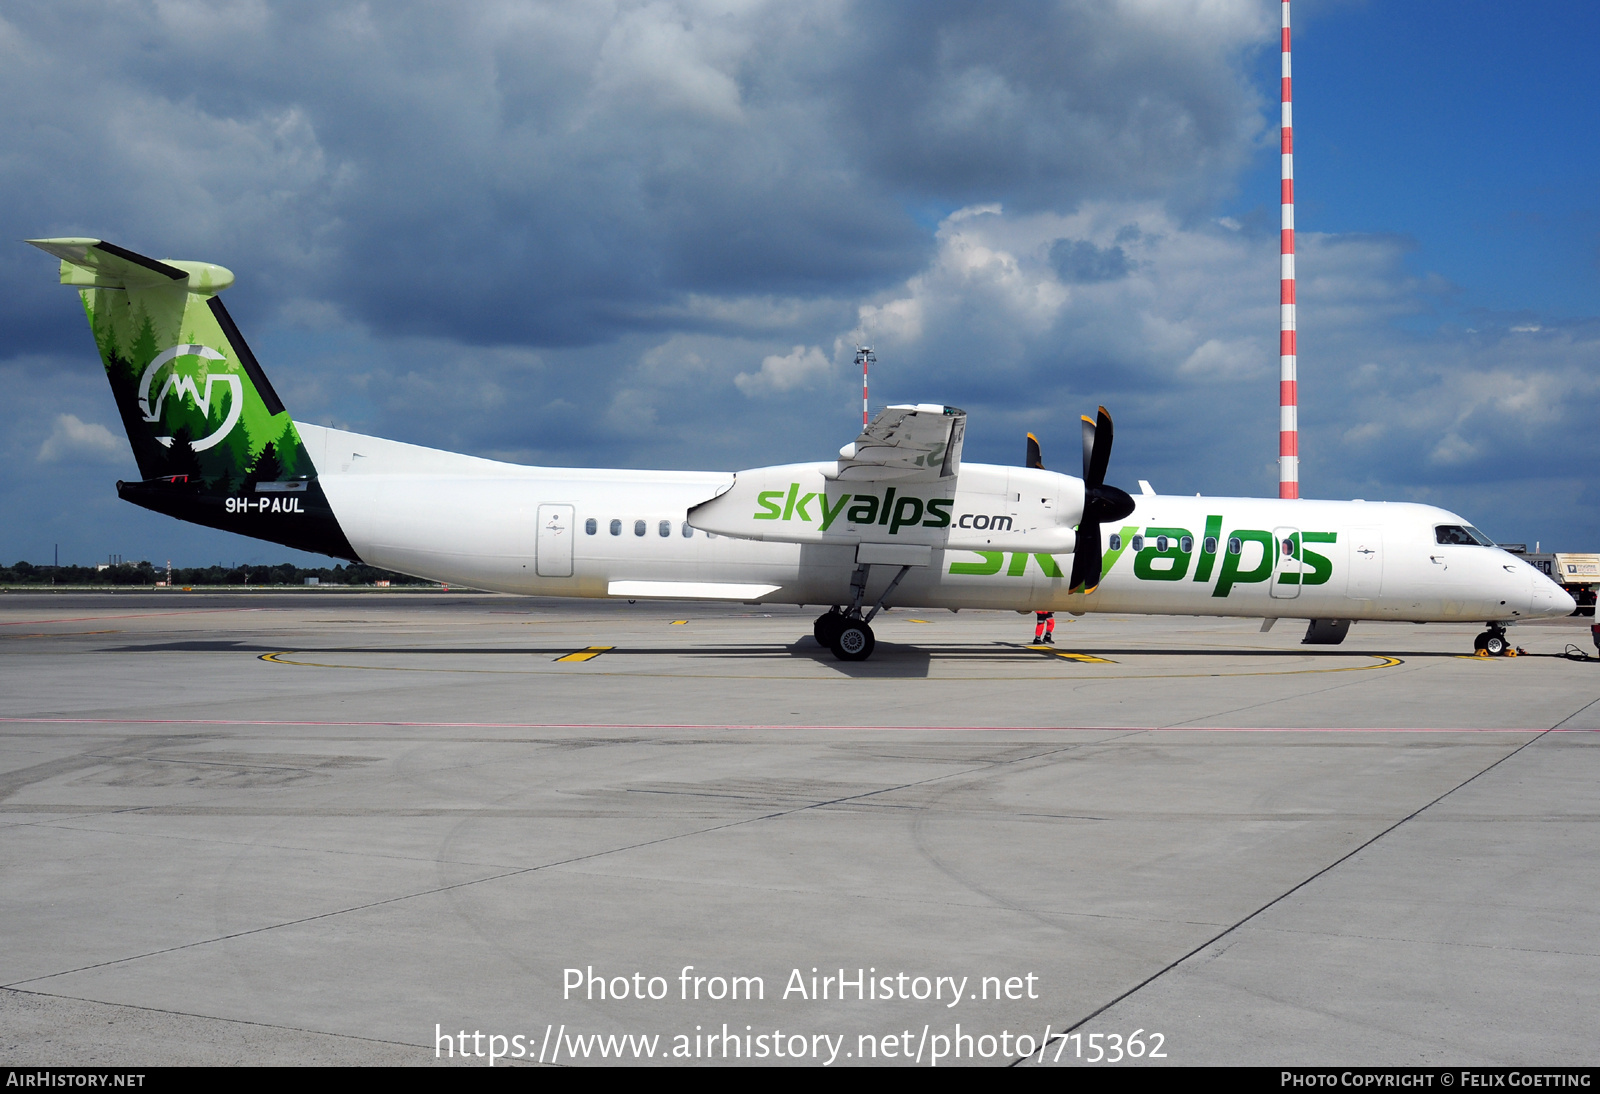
<box><xmin>1025</xmin><ymin>432</ymin><xmax>1044</xmax><ymax>470</ymax></box>
<box><xmin>1069</xmin><ymin>525</ymin><xmax>1102</xmax><ymax>594</ymax></box>
<box><xmin>1085</xmin><ymin>406</ymin><xmax>1114</xmax><ymax>488</ymax></box>
<box><xmin>1071</xmin><ymin>406</ymin><xmax>1133</xmax><ymax>594</ymax></box>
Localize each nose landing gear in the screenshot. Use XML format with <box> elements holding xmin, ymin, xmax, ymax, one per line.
<box><xmin>1473</xmin><ymin>625</ymin><xmax>1511</xmax><ymax>656</ymax></box>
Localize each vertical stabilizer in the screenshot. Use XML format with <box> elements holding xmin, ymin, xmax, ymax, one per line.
<box><xmin>28</xmin><ymin>238</ymin><xmax>357</xmax><ymax>559</ymax></box>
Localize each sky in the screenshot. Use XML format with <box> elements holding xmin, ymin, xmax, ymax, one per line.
<box><xmin>2</xmin><ymin>0</ymin><xmax>1597</xmax><ymax>567</ymax></box>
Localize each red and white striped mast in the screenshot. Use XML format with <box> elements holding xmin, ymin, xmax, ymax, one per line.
<box><xmin>1278</xmin><ymin>0</ymin><xmax>1299</xmax><ymax>498</ymax></box>
<box><xmin>855</xmin><ymin>345</ymin><xmax>875</xmax><ymax>427</ymax></box>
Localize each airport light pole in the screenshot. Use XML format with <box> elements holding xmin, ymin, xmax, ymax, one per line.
<box><xmin>855</xmin><ymin>345</ymin><xmax>875</xmax><ymax>429</ymax></box>
<box><xmin>1279</xmin><ymin>0</ymin><xmax>1299</xmax><ymax>498</ymax></box>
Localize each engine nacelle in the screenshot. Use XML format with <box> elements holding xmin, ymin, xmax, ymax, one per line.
<box><xmin>689</xmin><ymin>462</ymin><xmax>1083</xmax><ymax>556</ymax></box>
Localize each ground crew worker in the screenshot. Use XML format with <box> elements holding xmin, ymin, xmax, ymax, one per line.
<box><xmin>1034</xmin><ymin>611</ymin><xmax>1055</xmax><ymax>645</ymax></box>
<box><xmin>1590</xmin><ymin>620</ymin><xmax>1600</xmax><ymax>659</ymax></box>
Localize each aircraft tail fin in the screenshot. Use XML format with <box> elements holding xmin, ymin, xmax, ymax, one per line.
<box><xmin>29</xmin><ymin>238</ymin><xmax>357</xmax><ymax>560</ymax></box>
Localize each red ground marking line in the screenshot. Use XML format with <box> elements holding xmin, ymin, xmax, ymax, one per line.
<box><xmin>0</xmin><ymin>608</ymin><xmax>265</xmax><ymax>627</ymax></box>
<box><xmin>0</xmin><ymin>717</ymin><xmax>1584</xmax><ymax>733</ymax></box>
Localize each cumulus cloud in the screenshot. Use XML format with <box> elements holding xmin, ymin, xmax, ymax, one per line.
<box><xmin>36</xmin><ymin>414</ymin><xmax>124</xmax><ymax>463</ymax></box>
<box><xmin>735</xmin><ymin>345</ymin><xmax>832</xmax><ymax>397</ymax></box>
<box><xmin>587</xmin><ymin>2</ymin><xmax>749</xmax><ymax>122</ymax></box>
<box><xmin>1179</xmin><ymin>338</ymin><xmax>1259</xmax><ymax>378</ymax></box>
<box><xmin>840</xmin><ymin>201</ymin><xmax>1275</xmax><ymax>399</ymax></box>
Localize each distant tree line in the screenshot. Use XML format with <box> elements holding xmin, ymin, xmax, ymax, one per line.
<box><xmin>1</xmin><ymin>560</ymin><xmax>435</xmax><ymax>587</ymax></box>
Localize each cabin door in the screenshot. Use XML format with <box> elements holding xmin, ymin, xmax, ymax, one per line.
<box><xmin>536</xmin><ymin>504</ymin><xmax>575</xmax><ymax>577</ymax></box>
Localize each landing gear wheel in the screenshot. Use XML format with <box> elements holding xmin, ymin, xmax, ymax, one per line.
<box><xmin>830</xmin><ymin>621</ymin><xmax>875</xmax><ymax>661</ymax></box>
<box><xmin>814</xmin><ymin>611</ymin><xmax>846</xmax><ymax>647</ymax></box>
<box><xmin>1483</xmin><ymin>634</ymin><xmax>1508</xmax><ymax>656</ymax></box>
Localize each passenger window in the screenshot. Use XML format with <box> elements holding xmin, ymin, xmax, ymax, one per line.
<box><xmin>1109</xmin><ymin>533</ymin><xmax>1122</xmax><ymax>551</ymax></box>
<box><xmin>1227</xmin><ymin>537</ymin><xmax>1242</xmax><ymax>555</ymax></box>
<box><xmin>681</xmin><ymin>522</ymin><xmax>693</xmax><ymax>538</ymax></box>
<box><xmin>658</xmin><ymin>520</ymin><xmax>670</xmax><ymax>537</ymax></box>
<box><xmin>585</xmin><ymin>518</ymin><xmax>597</xmax><ymax>535</ymax></box>
<box><xmin>634</xmin><ymin>520</ymin><xmax>646</xmax><ymax>537</ymax></box>
<box><xmin>1155</xmin><ymin>535</ymin><xmax>1169</xmax><ymax>552</ymax></box>
<box><xmin>609</xmin><ymin>519</ymin><xmax>621</xmax><ymax>536</ymax></box>
<box><xmin>1203</xmin><ymin>536</ymin><xmax>1217</xmax><ymax>554</ymax></box>
<box><xmin>1180</xmin><ymin>536</ymin><xmax>1193</xmax><ymax>553</ymax></box>
<box><xmin>1131</xmin><ymin>535</ymin><xmax>1144</xmax><ymax>552</ymax></box>
<box><xmin>1282</xmin><ymin>537</ymin><xmax>1295</xmax><ymax>556</ymax></box>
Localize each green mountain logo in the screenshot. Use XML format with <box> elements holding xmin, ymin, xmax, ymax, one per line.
<box><xmin>136</xmin><ymin>344</ymin><xmax>242</xmax><ymax>452</ymax></box>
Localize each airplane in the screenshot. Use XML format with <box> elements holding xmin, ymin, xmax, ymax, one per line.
<box><xmin>26</xmin><ymin>238</ymin><xmax>1575</xmax><ymax>660</ymax></box>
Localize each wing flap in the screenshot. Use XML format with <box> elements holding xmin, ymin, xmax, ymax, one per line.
<box><xmin>831</xmin><ymin>404</ymin><xmax>965</xmax><ymax>483</ymax></box>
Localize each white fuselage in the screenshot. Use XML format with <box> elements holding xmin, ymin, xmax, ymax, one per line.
<box><xmin>299</xmin><ymin>424</ymin><xmax>1573</xmax><ymax>624</ymax></box>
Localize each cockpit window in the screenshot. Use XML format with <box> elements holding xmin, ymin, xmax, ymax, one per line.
<box><xmin>1435</xmin><ymin>524</ymin><xmax>1494</xmax><ymax>547</ymax></box>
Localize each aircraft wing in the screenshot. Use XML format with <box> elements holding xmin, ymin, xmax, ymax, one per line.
<box><xmin>832</xmin><ymin>404</ymin><xmax>965</xmax><ymax>482</ymax></box>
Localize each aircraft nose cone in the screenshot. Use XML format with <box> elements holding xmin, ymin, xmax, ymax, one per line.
<box><xmin>1531</xmin><ymin>577</ymin><xmax>1577</xmax><ymax>618</ymax></box>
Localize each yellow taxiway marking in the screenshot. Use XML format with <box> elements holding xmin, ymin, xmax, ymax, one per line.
<box><xmin>1026</xmin><ymin>644</ymin><xmax>1117</xmax><ymax>663</ymax></box>
<box><xmin>670</xmin><ymin>620</ymin><xmax>688</xmax><ymax>625</ymax></box>
<box><xmin>1</xmin><ymin>630</ymin><xmax>121</xmax><ymax>639</ymax></box>
<box><xmin>554</xmin><ymin>646</ymin><xmax>614</xmax><ymax>662</ymax></box>
<box><xmin>907</xmin><ymin>619</ymin><xmax>931</xmax><ymax>624</ymax></box>
<box><xmin>258</xmin><ymin>650</ymin><xmax>1404</xmax><ymax>681</ymax></box>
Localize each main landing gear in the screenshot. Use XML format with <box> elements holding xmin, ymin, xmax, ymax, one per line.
<box><xmin>814</xmin><ymin>609</ymin><xmax>874</xmax><ymax>661</ymax></box>
<box><xmin>812</xmin><ymin>561</ymin><xmax>914</xmax><ymax>662</ymax></box>
<box><xmin>1473</xmin><ymin>624</ymin><xmax>1511</xmax><ymax>656</ymax></box>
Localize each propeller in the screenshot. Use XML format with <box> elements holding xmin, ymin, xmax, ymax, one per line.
<box><xmin>1068</xmin><ymin>406</ymin><xmax>1135</xmax><ymax>594</ymax></box>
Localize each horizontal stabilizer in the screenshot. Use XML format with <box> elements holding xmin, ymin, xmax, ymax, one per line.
<box><xmin>26</xmin><ymin>238</ymin><xmax>234</xmax><ymax>295</ymax></box>
<box><xmin>833</xmin><ymin>404</ymin><xmax>965</xmax><ymax>482</ymax></box>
